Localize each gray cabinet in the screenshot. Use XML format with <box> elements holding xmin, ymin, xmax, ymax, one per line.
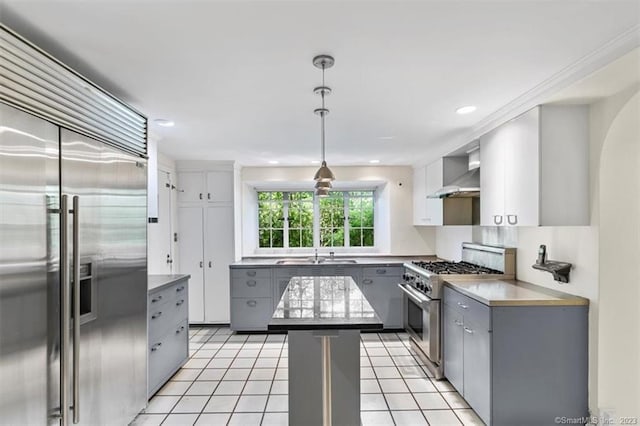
<box><xmin>230</xmin><ymin>264</ymin><xmax>399</xmax><ymax>331</ymax></box>
<box><xmin>148</xmin><ymin>277</ymin><xmax>189</xmax><ymax>398</ymax></box>
<box><xmin>442</xmin><ymin>286</ymin><xmax>588</xmax><ymax>425</ymax></box>
<box><xmin>361</xmin><ymin>266</ymin><xmax>403</xmax><ymax>329</ymax></box>
<box><xmin>230</xmin><ymin>267</ymin><xmax>273</xmax><ymax>331</ymax></box>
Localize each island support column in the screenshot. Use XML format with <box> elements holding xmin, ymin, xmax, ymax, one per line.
<box><xmin>288</xmin><ymin>329</ymin><xmax>360</xmax><ymax>426</ymax></box>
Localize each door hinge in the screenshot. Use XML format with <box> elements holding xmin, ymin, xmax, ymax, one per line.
<box><xmin>174</xmin><ymin>232</ymin><xmax>178</xmax><ymax>242</ymax></box>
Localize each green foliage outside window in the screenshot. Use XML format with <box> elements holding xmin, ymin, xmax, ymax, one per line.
<box><xmin>257</xmin><ymin>190</ymin><xmax>374</xmax><ymax>248</ymax></box>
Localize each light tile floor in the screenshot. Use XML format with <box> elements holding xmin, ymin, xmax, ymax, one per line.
<box><xmin>131</xmin><ymin>327</ymin><xmax>484</xmax><ymax>426</ymax></box>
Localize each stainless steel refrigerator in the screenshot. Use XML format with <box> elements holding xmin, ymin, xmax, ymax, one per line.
<box><xmin>0</xmin><ymin>101</ymin><xmax>148</xmax><ymax>425</ymax></box>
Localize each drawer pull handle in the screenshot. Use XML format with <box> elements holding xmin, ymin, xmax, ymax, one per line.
<box><xmin>246</xmin><ymin>300</ymin><xmax>257</xmax><ymax>307</ymax></box>
<box><xmin>493</xmin><ymin>215</ymin><xmax>503</xmax><ymax>225</ymax></box>
<box><xmin>176</xmin><ymin>326</ymin><xmax>185</xmax><ymax>334</ymax></box>
<box><xmin>176</xmin><ymin>286</ymin><xmax>185</xmax><ymax>292</ymax></box>
<box><xmin>464</xmin><ymin>327</ymin><xmax>474</xmax><ymax>334</ymax></box>
<box><xmin>151</xmin><ymin>295</ymin><xmax>163</xmax><ymax>303</ymax></box>
<box><xmin>363</xmin><ymin>279</ymin><xmax>373</xmax><ymax>285</ymax></box>
<box><xmin>376</xmin><ymin>269</ymin><xmax>386</xmax><ymax>274</ymax></box>
<box><xmin>151</xmin><ymin>312</ymin><xmax>162</xmax><ymax>319</ymax></box>
<box><xmin>176</xmin><ymin>300</ymin><xmax>184</xmax><ymax>306</ymax></box>
<box><xmin>457</xmin><ymin>302</ymin><xmax>468</xmax><ymax>309</ymax></box>
<box><xmin>507</xmin><ymin>214</ymin><xmax>518</xmax><ymax>225</ymax></box>
<box><xmin>151</xmin><ymin>342</ymin><xmax>162</xmax><ymax>352</ymax></box>
<box><xmin>247</xmin><ymin>271</ymin><xmax>257</xmax><ymax>277</ymax></box>
<box><xmin>454</xmin><ymin>320</ymin><xmax>463</xmax><ymax>326</ymax></box>
<box><xmin>246</xmin><ymin>280</ymin><xmax>257</xmax><ymax>287</ymax></box>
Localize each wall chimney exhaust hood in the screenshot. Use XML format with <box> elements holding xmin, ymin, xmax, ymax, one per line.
<box><xmin>427</xmin><ymin>149</ymin><xmax>480</xmax><ymax>199</ymax></box>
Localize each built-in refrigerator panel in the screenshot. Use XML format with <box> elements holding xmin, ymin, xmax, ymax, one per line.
<box><xmin>60</xmin><ymin>128</ymin><xmax>147</xmax><ymax>425</ymax></box>
<box><xmin>0</xmin><ymin>102</ymin><xmax>61</xmax><ymax>425</ymax></box>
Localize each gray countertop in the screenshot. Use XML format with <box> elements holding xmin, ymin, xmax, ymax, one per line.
<box><xmin>269</xmin><ymin>276</ymin><xmax>383</xmax><ymax>331</ymax></box>
<box><xmin>444</xmin><ymin>278</ymin><xmax>589</xmax><ymax>307</ymax></box>
<box><xmin>231</xmin><ymin>255</ymin><xmax>438</xmax><ymax>267</ymax></box>
<box><xmin>148</xmin><ymin>274</ymin><xmax>191</xmax><ymax>293</ymax></box>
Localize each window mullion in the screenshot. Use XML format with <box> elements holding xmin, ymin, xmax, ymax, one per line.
<box><xmin>344</xmin><ymin>192</ymin><xmax>350</xmax><ymax>248</ymax></box>
<box><xmin>283</xmin><ymin>192</ymin><xmax>290</xmax><ymax>249</ymax></box>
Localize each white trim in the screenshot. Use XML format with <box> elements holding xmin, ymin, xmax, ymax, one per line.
<box><xmin>414</xmin><ymin>24</ymin><xmax>640</xmax><ymax>166</ymax></box>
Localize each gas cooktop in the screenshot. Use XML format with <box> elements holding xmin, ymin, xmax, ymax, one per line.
<box><xmin>411</xmin><ymin>260</ymin><xmax>503</xmax><ymax>275</ymax></box>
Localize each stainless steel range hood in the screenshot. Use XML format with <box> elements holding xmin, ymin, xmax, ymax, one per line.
<box><xmin>427</xmin><ymin>150</ymin><xmax>480</xmax><ymax>199</ymax></box>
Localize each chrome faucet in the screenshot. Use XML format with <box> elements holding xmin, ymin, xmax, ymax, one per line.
<box><xmin>314</xmin><ymin>248</ymin><xmax>318</xmax><ymax>262</ymax></box>
<box><xmin>330</xmin><ymin>251</ymin><xmax>335</xmax><ymax>260</ymax></box>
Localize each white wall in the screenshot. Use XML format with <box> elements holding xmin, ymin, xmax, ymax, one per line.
<box><xmin>433</xmin><ymin>85</ymin><xmax>640</xmax><ymax>416</ymax></box>
<box><xmin>240</xmin><ymin>166</ymin><xmax>436</xmax><ymax>256</ymax></box>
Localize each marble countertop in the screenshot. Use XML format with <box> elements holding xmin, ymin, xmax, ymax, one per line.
<box><xmin>444</xmin><ymin>278</ymin><xmax>589</xmax><ymax>307</ymax></box>
<box><xmin>269</xmin><ymin>276</ymin><xmax>383</xmax><ymax>331</ymax></box>
<box><xmin>148</xmin><ymin>274</ymin><xmax>190</xmax><ymax>293</ymax></box>
<box><xmin>231</xmin><ymin>255</ymin><xmax>438</xmax><ymax>267</ymax></box>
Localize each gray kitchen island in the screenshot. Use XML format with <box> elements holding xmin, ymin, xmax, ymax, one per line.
<box><xmin>269</xmin><ymin>276</ymin><xmax>383</xmax><ymax>426</ymax></box>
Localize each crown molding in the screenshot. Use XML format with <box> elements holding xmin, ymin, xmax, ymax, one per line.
<box><xmin>414</xmin><ymin>24</ymin><xmax>640</xmax><ymax>167</ymax></box>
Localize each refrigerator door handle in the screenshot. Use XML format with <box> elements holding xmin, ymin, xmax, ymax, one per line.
<box><xmin>61</xmin><ymin>195</ymin><xmax>70</xmax><ymax>426</ymax></box>
<box><xmin>72</xmin><ymin>196</ymin><xmax>80</xmax><ymax>424</ymax></box>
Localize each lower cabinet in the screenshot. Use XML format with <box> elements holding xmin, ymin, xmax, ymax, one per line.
<box><xmin>148</xmin><ymin>277</ymin><xmax>189</xmax><ymax>398</ymax></box>
<box><xmin>229</xmin><ymin>264</ymin><xmax>400</xmax><ymax>331</ymax></box>
<box><xmin>443</xmin><ymin>286</ymin><xmax>588</xmax><ymax>425</ymax></box>
<box><xmin>361</xmin><ymin>266</ymin><xmax>403</xmax><ymax>329</ymax></box>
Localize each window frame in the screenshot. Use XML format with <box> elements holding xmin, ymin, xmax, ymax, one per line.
<box><xmin>255</xmin><ymin>189</ymin><xmax>376</xmax><ymax>252</ymax></box>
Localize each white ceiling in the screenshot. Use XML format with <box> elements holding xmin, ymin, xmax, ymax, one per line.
<box><xmin>1</xmin><ymin>1</ymin><xmax>639</xmax><ymax>166</ymax></box>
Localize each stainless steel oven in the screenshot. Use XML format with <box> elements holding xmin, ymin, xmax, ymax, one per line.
<box><xmin>398</xmin><ymin>283</ymin><xmax>442</xmax><ymax>378</ymax></box>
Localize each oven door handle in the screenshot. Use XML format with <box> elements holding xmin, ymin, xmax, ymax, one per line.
<box><xmin>397</xmin><ymin>283</ymin><xmax>431</xmax><ymax>306</ymax></box>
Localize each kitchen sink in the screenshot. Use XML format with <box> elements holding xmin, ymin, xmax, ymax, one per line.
<box><xmin>275</xmin><ymin>258</ymin><xmax>358</xmax><ymax>265</ymax></box>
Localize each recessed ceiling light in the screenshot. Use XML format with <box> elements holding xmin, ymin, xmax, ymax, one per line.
<box><xmin>268</xmin><ymin>160</ymin><xmax>279</xmax><ymax>165</ymax></box>
<box><xmin>456</xmin><ymin>106</ymin><xmax>477</xmax><ymax>115</ymax></box>
<box><xmin>378</xmin><ymin>136</ymin><xmax>396</xmax><ymax>140</ymax></box>
<box><xmin>154</xmin><ymin>118</ymin><xmax>175</xmax><ymax>127</ymax></box>
<box><xmin>369</xmin><ymin>160</ymin><xmax>380</xmax><ymax>164</ymax></box>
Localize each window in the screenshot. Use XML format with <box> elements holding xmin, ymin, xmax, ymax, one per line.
<box><xmin>257</xmin><ymin>190</ymin><xmax>375</xmax><ymax>249</ymax></box>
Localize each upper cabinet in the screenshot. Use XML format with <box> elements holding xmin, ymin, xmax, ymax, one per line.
<box><xmin>413</xmin><ymin>158</ymin><xmax>478</xmax><ymax>226</ymax></box>
<box><xmin>480</xmin><ymin>105</ymin><xmax>589</xmax><ymax>226</ymax></box>
<box><xmin>177</xmin><ymin>169</ymin><xmax>234</xmax><ymax>204</ymax></box>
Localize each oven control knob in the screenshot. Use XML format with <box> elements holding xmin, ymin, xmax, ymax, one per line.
<box><xmin>424</xmin><ymin>283</ymin><xmax>432</xmax><ymax>292</ymax></box>
<box><xmin>402</xmin><ymin>273</ymin><xmax>410</xmax><ymax>281</ymax></box>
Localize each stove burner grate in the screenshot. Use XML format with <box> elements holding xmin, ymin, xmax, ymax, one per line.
<box><xmin>412</xmin><ymin>260</ymin><xmax>503</xmax><ymax>275</ymax></box>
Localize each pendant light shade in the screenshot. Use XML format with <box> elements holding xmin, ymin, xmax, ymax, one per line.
<box><xmin>312</xmin><ymin>55</ymin><xmax>336</xmax><ymax>186</ymax></box>
<box><xmin>315</xmin><ymin>180</ymin><xmax>332</xmax><ymax>189</ymax></box>
<box><xmin>313</xmin><ymin>161</ymin><xmax>335</xmax><ymax>182</ymax></box>
<box><xmin>315</xmin><ymin>187</ymin><xmax>330</xmax><ymax>197</ymax></box>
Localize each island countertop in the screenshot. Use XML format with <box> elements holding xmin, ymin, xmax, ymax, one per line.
<box><xmin>269</xmin><ymin>276</ymin><xmax>383</xmax><ymax>331</ymax></box>
<box><xmin>444</xmin><ymin>278</ymin><xmax>589</xmax><ymax>307</ymax></box>
<box><xmin>148</xmin><ymin>274</ymin><xmax>190</xmax><ymax>293</ymax></box>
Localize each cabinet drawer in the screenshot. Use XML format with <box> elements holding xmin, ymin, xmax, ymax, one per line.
<box><xmin>149</xmin><ymin>320</ymin><xmax>189</xmax><ymax>396</ymax></box>
<box><xmin>149</xmin><ymin>285</ymin><xmax>177</xmax><ymax>307</ymax></box>
<box><xmin>362</xmin><ymin>266</ymin><xmax>402</xmax><ymax>277</ymax></box>
<box><xmin>231</xmin><ymin>277</ymin><xmax>272</xmax><ymax>298</ymax></box>
<box><xmin>443</xmin><ymin>286</ymin><xmax>490</xmax><ymax>330</ymax></box>
<box><xmin>149</xmin><ymin>294</ymin><xmax>188</xmax><ymax>341</ymax></box>
<box><xmin>231</xmin><ymin>268</ymin><xmax>272</xmax><ymax>280</ymax></box>
<box><xmin>230</xmin><ymin>297</ymin><xmax>272</xmax><ymax>331</ymax></box>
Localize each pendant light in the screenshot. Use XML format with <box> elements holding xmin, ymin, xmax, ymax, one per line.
<box><xmin>312</xmin><ymin>54</ymin><xmax>336</xmax><ymax>194</ymax></box>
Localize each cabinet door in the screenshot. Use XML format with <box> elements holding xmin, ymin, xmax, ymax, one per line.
<box><xmin>148</xmin><ymin>171</ymin><xmax>174</xmax><ymax>274</ymax></box>
<box><xmin>480</xmin><ymin>127</ymin><xmax>506</xmax><ymax>226</ymax></box>
<box><xmin>205</xmin><ymin>171</ymin><xmax>234</xmax><ymax>203</ymax></box>
<box><xmin>412</xmin><ymin>165</ymin><xmax>428</xmax><ymax>225</ymax></box>
<box><xmin>204</xmin><ymin>206</ymin><xmax>234</xmax><ymax>322</ymax></box>
<box><xmin>424</xmin><ymin>160</ymin><xmax>443</xmax><ymax>226</ymax></box>
<box><xmin>362</xmin><ymin>276</ymin><xmax>403</xmax><ymax>328</ymax></box>
<box><xmin>443</xmin><ymin>304</ymin><xmax>464</xmax><ymax>394</ymax></box>
<box><xmin>177</xmin><ymin>207</ymin><xmax>205</xmax><ymax>322</ymax></box>
<box><xmin>462</xmin><ymin>317</ymin><xmax>491</xmax><ymax>424</ymax></box>
<box><xmin>177</xmin><ymin>172</ymin><xmax>205</xmax><ymax>203</ymax></box>
<box><xmin>503</xmin><ymin>108</ymin><xmax>540</xmax><ymax>226</ymax></box>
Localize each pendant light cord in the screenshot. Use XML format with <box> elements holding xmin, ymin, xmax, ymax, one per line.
<box><xmin>320</xmin><ymin>63</ymin><xmax>326</xmax><ymax>163</ymax></box>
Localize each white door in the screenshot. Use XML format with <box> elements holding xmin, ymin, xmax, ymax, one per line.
<box><xmin>205</xmin><ymin>171</ymin><xmax>234</xmax><ymax>203</ymax></box>
<box><xmin>177</xmin><ymin>172</ymin><xmax>205</xmax><ymax>203</ymax></box>
<box><xmin>178</xmin><ymin>206</ymin><xmax>205</xmax><ymax>322</ymax></box>
<box><xmin>204</xmin><ymin>206</ymin><xmax>234</xmax><ymax>323</ymax></box>
<box><xmin>480</xmin><ymin>127</ymin><xmax>506</xmax><ymax>226</ymax></box>
<box><xmin>503</xmin><ymin>108</ymin><xmax>540</xmax><ymax>226</ymax></box>
<box><xmin>148</xmin><ymin>171</ymin><xmax>174</xmax><ymax>273</ymax></box>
